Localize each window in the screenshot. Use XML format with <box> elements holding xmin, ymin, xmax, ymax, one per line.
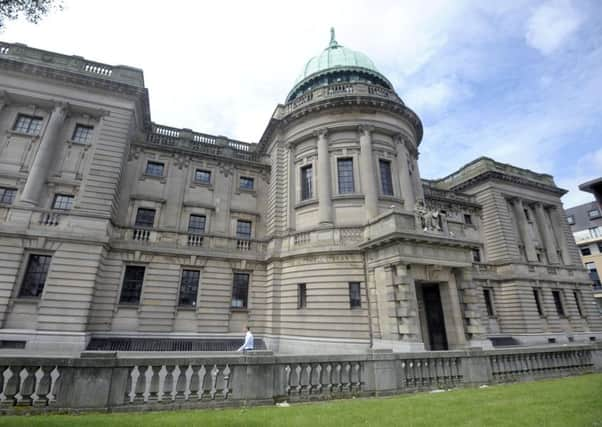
<box><xmin>379</xmin><ymin>159</ymin><xmax>394</xmax><ymax>196</ymax></box>
<box><xmin>533</xmin><ymin>288</ymin><xmax>544</xmax><ymax>316</ymax></box>
<box><xmin>135</xmin><ymin>208</ymin><xmax>155</xmax><ymax>228</ymax></box>
<box><xmin>72</xmin><ymin>124</ymin><xmax>94</xmax><ymax>144</ymax></box>
<box><xmin>13</xmin><ymin>114</ymin><xmax>43</xmax><ymax>135</ymax></box>
<box><xmin>188</xmin><ymin>214</ymin><xmax>206</xmax><ymax>234</ymax></box>
<box><xmin>236</xmin><ymin>220</ymin><xmax>252</xmax><ymax>240</ymax></box>
<box><xmin>349</xmin><ymin>282</ymin><xmax>361</xmax><ymax>309</ymax></box>
<box><xmin>297</xmin><ymin>283</ymin><xmax>307</xmax><ymax>309</ymax></box>
<box><xmin>194</xmin><ymin>169</ymin><xmax>211</xmax><ymax>185</ymax></box>
<box><xmin>52</xmin><ymin>194</ymin><xmax>74</xmax><ymax>210</ymax></box>
<box><xmin>464</xmin><ymin>214</ymin><xmax>473</xmax><ymax>225</ymax></box>
<box><xmin>573</xmin><ymin>290</ymin><xmax>583</xmax><ymax>317</ymax></box>
<box><xmin>18</xmin><ymin>254</ymin><xmax>52</xmax><ymax>298</ymax></box>
<box><xmin>483</xmin><ymin>288</ymin><xmax>495</xmax><ymax>317</ymax></box>
<box><xmin>300</xmin><ymin>165</ymin><xmax>313</xmax><ymax>200</ymax></box>
<box><xmin>581</xmin><ymin>247</ymin><xmax>592</xmax><ymax>256</ymax></box>
<box><xmin>0</xmin><ymin>187</ymin><xmax>17</xmax><ymax>205</ymax></box>
<box><xmin>240</xmin><ymin>176</ymin><xmax>254</xmax><ymax>190</ymax></box>
<box><xmin>145</xmin><ymin>161</ymin><xmax>164</xmax><ymax>177</ymax></box>
<box><xmin>231</xmin><ymin>272</ymin><xmax>249</xmax><ymax>309</ymax></box>
<box><xmin>588</xmin><ymin>209</ymin><xmax>601</xmax><ymax>219</ymax></box>
<box><xmin>598</xmin><ymin>242</ymin><xmax>602</xmax><ymax>253</ymax></box>
<box><xmin>567</xmin><ymin>215</ymin><xmax>575</xmax><ymax>225</ymax></box>
<box><xmin>119</xmin><ymin>266</ymin><xmax>145</xmax><ymax>304</ymax></box>
<box><xmin>472</xmin><ymin>248</ymin><xmax>481</xmax><ymax>263</ymax></box>
<box><xmin>586</xmin><ymin>262</ymin><xmax>601</xmax><ymax>288</ymax></box>
<box><xmin>178</xmin><ymin>270</ymin><xmax>200</xmax><ymax>307</ymax></box>
<box><xmin>552</xmin><ymin>290</ymin><xmax>565</xmax><ymax>317</ymax></box>
<box><xmin>337</xmin><ymin>158</ymin><xmax>355</xmax><ymax>194</ymax></box>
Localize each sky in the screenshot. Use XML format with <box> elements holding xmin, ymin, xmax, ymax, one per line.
<box><xmin>2</xmin><ymin>0</ymin><xmax>601</xmax><ymax>207</ymax></box>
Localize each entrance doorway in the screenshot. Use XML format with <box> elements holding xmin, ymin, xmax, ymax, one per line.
<box><xmin>421</xmin><ymin>283</ymin><xmax>448</xmax><ymax>350</ymax></box>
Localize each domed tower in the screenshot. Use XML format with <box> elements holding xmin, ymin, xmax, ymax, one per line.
<box><xmin>260</xmin><ymin>29</ymin><xmax>424</xmax><ymax>236</ymax></box>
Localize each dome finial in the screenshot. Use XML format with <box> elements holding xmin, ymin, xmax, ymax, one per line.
<box><xmin>329</xmin><ymin>27</ymin><xmax>338</xmax><ymax>48</ymax></box>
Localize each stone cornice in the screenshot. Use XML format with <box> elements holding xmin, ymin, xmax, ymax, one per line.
<box><xmin>449</xmin><ymin>170</ymin><xmax>566</xmax><ymax>196</ymax></box>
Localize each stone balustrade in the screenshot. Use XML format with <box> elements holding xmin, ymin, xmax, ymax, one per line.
<box><xmin>0</xmin><ymin>343</ymin><xmax>599</xmax><ymax>414</ymax></box>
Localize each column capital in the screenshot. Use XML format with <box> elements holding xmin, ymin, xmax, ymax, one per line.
<box><xmin>358</xmin><ymin>124</ymin><xmax>374</xmax><ymax>135</ymax></box>
<box><xmin>313</xmin><ymin>128</ymin><xmax>329</xmax><ymax>139</ymax></box>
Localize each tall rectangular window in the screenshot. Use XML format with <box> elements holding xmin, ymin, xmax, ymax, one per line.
<box><xmin>464</xmin><ymin>214</ymin><xmax>473</xmax><ymax>225</ymax></box>
<box><xmin>178</xmin><ymin>270</ymin><xmax>200</xmax><ymax>307</ymax></box>
<box><xmin>297</xmin><ymin>283</ymin><xmax>307</xmax><ymax>309</ymax></box>
<box><xmin>188</xmin><ymin>214</ymin><xmax>206</xmax><ymax>234</ymax></box>
<box><xmin>300</xmin><ymin>165</ymin><xmax>313</xmax><ymax>200</ymax></box>
<box><xmin>472</xmin><ymin>248</ymin><xmax>481</xmax><ymax>263</ymax></box>
<box><xmin>145</xmin><ymin>161</ymin><xmax>164</xmax><ymax>177</ymax></box>
<box><xmin>533</xmin><ymin>288</ymin><xmax>544</xmax><ymax>316</ymax></box>
<box><xmin>337</xmin><ymin>158</ymin><xmax>355</xmax><ymax>194</ymax></box>
<box><xmin>72</xmin><ymin>124</ymin><xmax>94</xmax><ymax>144</ymax></box>
<box><xmin>349</xmin><ymin>282</ymin><xmax>361</xmax><ymax>309</ymax></box>
<box><xmin>194</xmin><ymin>169</ymin><xmax>211</xmax><ymax>184</ymax></box>
<box><xmin>231</xmin><ymin>272</ymin><xmax>249</xmax><ymax>309</ymax></box>
<box><xmin>379</xmin><ymin>159</ymin><xmax>394</xmax><ymax>196</ymax></box>
<box><xmin>119</xmin><ymin>266</ymin><xmax>145</xmax><ymax>304</ymax></box>
<box><xmin>236</xmin><ymin>220</ymin><xmax>252</xmax><ymax>240</ymax></box>
<box><xmin>239</xmin><ymin>176</ymin><xmax>254</xmax><ymax>190</ymax></box>
<box><xmin>135</xmin><ymin>208</ymin><xmax>156</xmax><ymax>228</ymax></box>
<box><xmin>573</xmin><ymin>290</ymin><xmax>583</xmax><ymax>317</ymax></box>
<box><xmin>19</xmin><ymin>254</ymin><xmax>52</xmax><ymax>298</ymax></box>
<box><xmin>552</xmin><ymin>290</ymin><xmax>565</xmax><ymax>317</ymax></box>
<box><xmin>13</xmin><ymin>114</ymin><xmax>43</xmax><ymax>135</ymax></box>
<box><xmin>52</xmin><ymin>194</ymin><xmax>74</xmax><ymax>210</ymax></box>
<box><xmin>0</xmin><ymin>187</ymin><xmax>17</xmax><ymax>205</ymax></box>
<box><xmin>483</xmin><ymin>288</ymin><xmax>495</xmax><ymax>317</ymax></box>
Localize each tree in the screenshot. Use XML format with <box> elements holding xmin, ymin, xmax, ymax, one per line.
<box><xmin>0</xmin><ymin>0</ymin><xmax>63</xmax><ymax>30</ymax></box>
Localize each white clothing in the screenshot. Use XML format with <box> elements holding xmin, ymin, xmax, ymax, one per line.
<box><xmin>237</xmin><ymin>331</ymin><xmax>254</xmax><ymax>351</ymax></box>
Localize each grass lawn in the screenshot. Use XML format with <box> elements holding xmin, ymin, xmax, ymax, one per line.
<box><xmin>2</xmin><ymin>374</ymin><xmax>601</xmax><ymax>427</ymax></box>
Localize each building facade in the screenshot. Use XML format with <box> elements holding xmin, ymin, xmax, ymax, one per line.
<box><xmin>0</xmin><ymin>35</ymin><xmax>600</xmax><ymax>356</ymax></box>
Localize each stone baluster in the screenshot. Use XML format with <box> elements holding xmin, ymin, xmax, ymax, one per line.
<box><xmin>316</xmin><ymin>129</ymin><xmax>333</xmax><ymax>225</ymax></box>
<box><xmin>510</xmin><ymin>198</ymin><xmax>538</xmax><ymax>262</ymax></box>
<box><xmin>534</xmin><ymin>203</ymin><xmax>559</xmax><ymax>264</ymax></box>
<box><xmin>19</xmin><ymin>103</ymin><xmax>68</xmax><ymax>206</ymax></box>
<box><xmin>359</xmin><ymin>125</ymin><xmax>378</xmax><ymax>220</ymax></box>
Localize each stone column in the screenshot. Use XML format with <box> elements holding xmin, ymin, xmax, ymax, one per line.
<box><xmin>359</xmin><ymin>125</ymin><xmax>378</xmax><ymax>220</ymax></box>
<box><xmin>19</xmin><ymin>103</ymin><xmax>68</xmax><ymax>206</ymax></box>
<box><xmin>534</xmin><ymin>203</ymin><xmax>559</xmax><ymax>264</ymax></box>
<box><xmin>316</xmin><ymin>129</ymin><xmax>333</xmax><ymax>225</ymax></box>
<box><xmin>287</xmin><ymin>142</ymin><xmax>296</xmax><ymax>231</ymax></box>
<box><xmin>395</xmin><ymin>135</ymin><xmax>415</xmax><ymax>210</ymax></box>
<box><xmin>549</xmin><ymin>206</ymin><xmax>572</xmax><ymax>265</ymax></box>
<box><xmin>510</xmin><ymin>198</ymin><xmax>537</xmax><ymax>262</ymax></box>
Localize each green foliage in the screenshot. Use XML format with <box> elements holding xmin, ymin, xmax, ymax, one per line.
<box><xmin>2</xmin><ymin>374</ymin><xmax>601</xmax><ymax>427</ymax></box>
<box><xmin>0</xmin><ymin>0</ymin><xmax>63</xmax><ymax>30</ymax></box>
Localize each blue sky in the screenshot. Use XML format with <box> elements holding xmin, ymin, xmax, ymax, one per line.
<box><xmin>2</xmin><ymin>0</ymin><xmax>600</xmax><ymax>207</ymax></box>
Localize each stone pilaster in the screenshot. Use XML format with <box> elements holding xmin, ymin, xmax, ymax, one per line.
<box><xmin>549</xmin><ymin>206</ymin><xmax>571</xmax><ymax>265</ymax></box>
<box><xmin>359</xmin><ymin>125</ymin><xmax>378</xmax><ymax>220</ymax></box>
<box><xmin>19</xmin><ymin>103</ymin><xmax>68</xmax><ymax>206</ymax></box>
<box><xmin>510</xmin><ymin>198</ymin><xmax>537</xmax><ymax>262</ymax></box>
<box><xmin>287</xmin><ymin>142</ymin><xmax>296</xmax><ymax>231</ymax></box>
<box><xmin>316</xmin><ymin>129</ymin><xmax>333</xmax><ymax>225</ymax></box>
<box><xmin>534</xmin><ymin>203</ymin><xmax>559</xmax><ymax>264</ymax></box>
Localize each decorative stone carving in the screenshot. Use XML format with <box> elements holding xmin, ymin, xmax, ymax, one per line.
<box><xmin>415</xmin><ymin>200</ymin><xmax>445</xmax><ymax>232</ymax></box>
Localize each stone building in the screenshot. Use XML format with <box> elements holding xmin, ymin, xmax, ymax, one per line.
<box><xmin>0</xmin><ymin>34</ymin><xmax>600</xmax><ymax>356</ymax></box>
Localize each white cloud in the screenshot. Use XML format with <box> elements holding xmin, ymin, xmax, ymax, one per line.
<box><xmin>525</xmin><ymin>0</ymin><xmax>583</xmax><ymax>55</ymax></box>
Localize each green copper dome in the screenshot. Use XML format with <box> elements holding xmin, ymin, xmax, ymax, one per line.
<box><xmin>287</xmin><ymin>29</ymin><xmax>393</xmax><ymax>101</ymax></box>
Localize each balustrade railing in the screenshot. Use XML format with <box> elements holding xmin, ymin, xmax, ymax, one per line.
<box><xmin>188</xmin><ymin>234</ymin><xmax>204</xmax><ymax>247</ymax></box>
<box><xmin>282</xmin><ymin>361</ymin><xmax>363</xmax><ymax>399</ymax></box>
<box><xmin>0</xmin><ymin>365</ymin><xmax>61</xmax><ymax>407</ymax></box>
<box><xmin>39</xmin><ymin>212</ymin><xmax>60</xmax><ymax>226</ymax></box>
<box><xmin>399</xmin><ymin>356</ymin><xmax>463</xmax><ymax>390</ymax></box>
<box><xmin>132</xmin><ymin>228</ymin><xmax>150</xmax><ymax>241</ymax></box>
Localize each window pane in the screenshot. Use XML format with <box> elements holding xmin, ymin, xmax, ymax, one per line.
<box><xmin>179</xmin><ymin>270</ymin><xmax>200</xmax><ymax>307</ymax></box>
<box><xmin>52</xmin><ymin>194</ymin><xmax>74</xmax><ymax>210</ymax></box>
<box><xmin>337</xmin><ymin>158</ymin><xmax>354</xmax><ymax>194</ymax></box>
<box><xmin>231</xmin><ymin>273</ymin><xmax>249</xmax><ymax>308</ymax></box>
<box><xmin>135</xmin><ymin>208</ymin><xmax>155</xmax><ymax>228</ymax></box>
<box><xmin>349</xmin><ymin>282</ymin><xmax>361</xmax><ymax>308</ymax></box>
<box><xmin>379</xmin><ymin>160</ymin><xmax>393</xmax><ymax>196</ymax></box>
<box><xmin>236</xmin><ymin>220</ymin><xmax>252</xmax><ymax>239</ymax></box>
<box><xmin>72</xmin><ymin>124</ymin><xmax>94</xmax><ymax>144</ymax></box>
<box><xmin>14</xmin><ymin>114</ymin><xmax>43</xmax><ymax>134</ymax></box>
<box><xmin>240</xmin><ymin>176</ymin><xmax>254</xmax><ymax>190</ymax></box>
<box><xmin>301</xmin><ymin>165</ymin><xmax>313</xmax><ymax>200</ymax></box>
<box><xmin>195</xmin><ymin>169</ymin><xmax>211</xmax><ymax>184</ymax></box>
<box><xmin>119</xmin><ymin>266</ymin><xmax>145</xmax><ymax>304</ymax></box>
<box><xmin>552</xmin><ymin>290</ymin><xmax>565</xmax><ymax>317</ymax></box>
<box><xmin>19</xmin><ymin>255</ymin><xmax>52</xmax><ymax>298</ymax></box>
<box><xmin>0</xmin><ymin>187</ymin><xmax>17</xmax><ymax>204</ymax></box>
<box><xmin>188</xmin><ymin>215</ymin><xmax>206</xmax><ymax>234</ymax></box>
<box><xmin>298</xmin><ymin>283</ymin><xmax>307</xmax><ymax>309</ymax></box>
<box><xmin>145</xmin><ymin>161</ymin><xmax>164</xmax><ymax>177</ymax></box>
